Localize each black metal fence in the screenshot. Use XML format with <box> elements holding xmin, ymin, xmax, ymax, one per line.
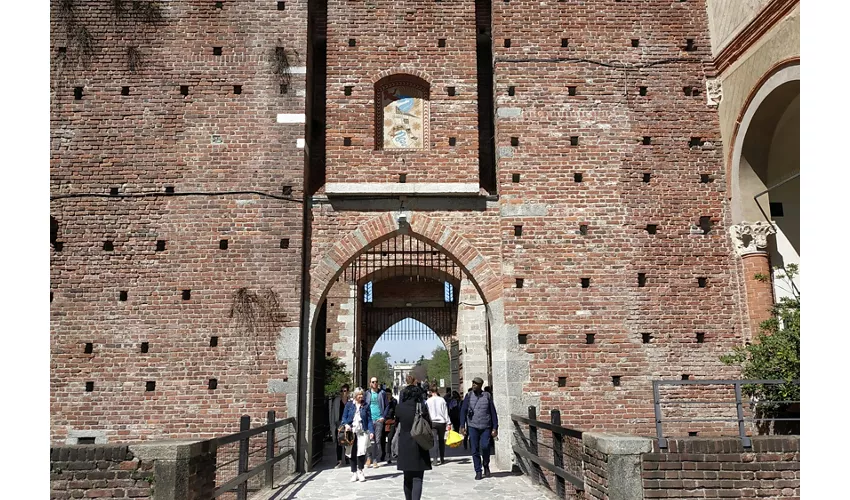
<box><xmin>512</xmin><ymin>407</ymin><xmax>585</xmax><ymax>498</ymax></box>
<box><xmin>653</xmin><ymin>379</ymin><xmax>800</xmax><ymax>449</ymax></box>
<box><xmin>209</xmin><ymin>411</ymin><xmax>296</xmax><ymax>500</ymax></box>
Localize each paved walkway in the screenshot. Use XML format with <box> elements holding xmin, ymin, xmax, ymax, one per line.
<box><xmin>264</xmin><ymin>442</ymin><xmax>551</xmax><ymax>500</ymax></box>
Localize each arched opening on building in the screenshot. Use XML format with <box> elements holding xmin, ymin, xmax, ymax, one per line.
<box><xmin>732</xmin><ymin>64</ymin><xmax>800</xmax><ymax>301</ymax></box>
<box><xmin>309</xmin><ymin>232</ymin><xmax>491</xmax><ymax>467</ymax></box>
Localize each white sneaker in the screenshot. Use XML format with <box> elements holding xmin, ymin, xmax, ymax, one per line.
<box><xmin>350</xmin><ymin>473</ymin><xmax>358</xmax><ymax>482</ymax></box>
<box><xmin>357</xmin><ymin>471</ymin><xmax>366</xmax><ymax>482</ymax></box>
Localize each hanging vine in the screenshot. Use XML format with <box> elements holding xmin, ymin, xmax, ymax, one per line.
<box><xmin>272</xmin><ymin>43</ymin><xmax>299</xmax><ymax>92</ymax></box>
<box><xmin>229</xmin><ymin>288</ymin><xmax>287</xmax><ymax>361</ymax></box>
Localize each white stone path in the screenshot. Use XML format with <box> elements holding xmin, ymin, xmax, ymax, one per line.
<box><xmin>261</xmin><ymin>442</ymin><xmax>552</xmax><ymax>500</ymax></box>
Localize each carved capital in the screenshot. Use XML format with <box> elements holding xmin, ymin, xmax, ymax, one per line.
<box><xmin>730</xmin><ymin>221</ymin><xmax>776</xmax><ymax>256</ymax></box>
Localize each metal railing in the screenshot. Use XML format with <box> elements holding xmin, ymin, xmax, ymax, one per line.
<box><xmin>653</xmin><ymin>379</ymin><xmax>800</xmax><ymax>449</ymax></box>
<box><xmin>209</xmin><ymin>411</ymin><xmax>296</xmax><ymax>500</ymax></box>
<box><xmin>512</xmin><ymin>407</ymin><xmax>585</xmax><ymax>497</ymax></box>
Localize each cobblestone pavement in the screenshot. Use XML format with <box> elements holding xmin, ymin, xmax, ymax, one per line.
<box><xmin>266</xmin><ymin>442</ymin><xmax>552</xmax><ymax>500</ymax></box>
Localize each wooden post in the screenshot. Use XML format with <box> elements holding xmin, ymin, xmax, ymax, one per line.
<box><xmin>266</xmin><ymin>411</ymin><xmax>275</xmax><ymax>488</ymax></box>
<box><xmin>237</xmin><ymin>415</ymin><xmax>250</xmax><ymax>500</ymax></box>
<box><xmin>552</xmin><ymin>409</ymin><xmax>566</xmax><ymax>498</ymax></box>
<box><xmin>528</xmin><ymin>406</ymin><xmax>539</xmax><ymax>484</ymax></box>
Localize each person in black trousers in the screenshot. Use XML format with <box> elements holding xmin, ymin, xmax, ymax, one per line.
<box><xmin>383</xmin><ymin>391</ymin><xmax>398</xmax><ymax>464</ymax></box>
<box><xmin>395</xmin><ymin>374</ymin><xmax>432</xmax><ymax>500</ymax></box>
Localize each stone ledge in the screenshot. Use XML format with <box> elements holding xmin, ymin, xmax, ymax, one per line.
<box><xmin>129</xmin><ymin>440</ymin><xmax>214</xmax><ymax>461</ymax></box>
<box><xmin>325</xmin><ymin>182</ymin><xmax>481</xmax><ymax>196</ymax></box>
<box><xmin>583</xmin><ymin>432</ymin><xmax>653</xmax><ymax>455</ymax></box>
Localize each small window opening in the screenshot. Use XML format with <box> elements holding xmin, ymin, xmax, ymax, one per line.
<box><xmin>399</xmin><ymin>173</ymin><xmax>407</xmax><ymax>183</ymax></box>
<box><xmin>85</xmin><ymin>381</ymin><xmax>94</xmax><ymax>392</ymax></box>
<box><xmin>638</xmin><ymin>273</ymin><xmax>646</xmax><ymax>287</ymax></box>
<box><xmin>642</xmin><ymin>172</ymin><xmax>651</xmax><ymax>183</ymax></box>
<box><xmin>518</xmin><ymin>334</ymin><xmax>528</xmax><ymax>345</ymax></box>
<box><xmin>682</xmin><ymin>374</ymin><xmax>690</xmax><ymax>380</ymax></box>
<box><xmin>344</xmin><ymin>86</ymin><xmax>353</xmax><ymax>96</ymax></box>
<box><xmin>696</xmin><ymin>332</ymin><xmax>705</xmax><ymax>343</ymax></box>
<box><xmin>688</xmin><ymin>431</ymin><xmax>698</xmax><ymax>437</ymax></box>
<box><xmin>504</xmin><ymin>39</ymin><xmax>512</xmax><ymax>48</ymax></box>
<box><xmin>121</xmin><ymin>86</ymin><xmax>130</xmax><ymax>96</ymax></box>
<box><xmin>447</xmin><ymin>86</ymin><xmax>456</xmax><ymax>96</ymax></box>
<box><xmin>210</xmin><ymin>336</ymin><xmax>219</xmax><ymax>347</ymax></box>
<box><xmin>515</xmin><ymin>278</ymin><xmax>524</xmax><ymax>288</ymax></box>
<box><xmin>141</xmin><ymin>342</ymin><xmax>149</xmax><ymax>353</ymax></box>
<box><xmin>689</xmin><ymin>137</ymin><xmax>703</xmax><ymax>147</ymax></box>
<box><xmin>570</xmin><ymin>136</ymin><xmax>579</xmax><ymax>146</ymax></box>
<box><xmin>277</xmin><ymin>1</ymin><xmax>285</xmax><ymax>10</ymax></box>
<box><xmin>699</xmin><ymin>216</ymin><xmax>713</xmax><ymax>234</ymax></box>
<box><xmin>646</xmin><ymin>224</ymin><xmax>658</xmax><ymax>235</ymax></box>
<box><xmin>219</xmin><ymin>239</ymin><xmax>229</xmax><ymax>250</ymax></box>
<box><xmin>574</xmin><ymin>172</ymin><xmax>583</xmax><ymax>182</ymax></box>
<box><xmin>581</xmin><ymin>278</ymin><xmax>590</xmax><ymax>288</ymax></box>
<box><xmin>448</xmin><ymin>137</ymin><xmax>456</xmax><ymax>147</ymax></box>
<box><xmin>631</xmin><ymin>39</ymin><xmax>640</xmax><ymax>47</ymax></box>
<box><xmin>697</xmin><ymin>277</ymin><xmax>707</xmax><ymax>288</ymax></box>
<box><xmin>110</xmin><ymin>187</ymin><xmax>119</xmax><ymax>196</ymax></box>
<box><xmin>208</xmin><ymin>379</ymin><xmax>218</xmax><ymax>390</ymax></box>
<box><xmin>642</xmin><ymin>136</ymin><xmax>651</xmax><ymax>145</ymax></box>
<box><xmin>510</xmin><ymin>137</ymin><xmax>519</xmax><ymax>147</ymax></box>
<box><xmin>74</xmin><ymin>87</ymin><xmax>83</xmax><ymax>100</ymax></box>
<box><xmin>103</xmin><ymin>240</ymin><xmax>114</xmax><ymax>251</ymax></box>
<box><xmin>585</xmin><ymin>333</ymin><xmax>595</xmax><ymax>344</ymax></box>
<box><xmin>280</xmin><ymin>238</ymin><xmax>290</xmax><ymax>249</ymax></box>
<box><xmin>233</xmin><ymin>85</ymin><xmax>242</xmax><ymax>95</ymax></box>
<box><xmin>438</xmin><ymin>38</ymin><xmax>446</xmax><ymax>47</ymax></box>
<box><xmin>348</xmin><ymin>39</ymin><xmax>356</xmax><ymax>47</ymax></box>
<box><xmin>119</xmin><ymin>290</ymin><xmax>128</xmax><ymax>301</ymax></box>
<box><xmin>213</xmin><ymin>47</ymin><xmax>223</xmax><ymax>56</ymax></box>
<box><xmin>282</xmin><ymin>185</ymin><xmax>293</xmax><ymax>196</ymax></box>
<box><xmin>84</xmin><ymin>343</ymin><xmax>93</xmax><ymax>354</ymax></box>
<box><xmin>182</xmin><ymin>289</ymin><xmax>191</xmax><ymax>300</ymax></box>
<box><xmin>58</xmin><ymin>46</ymin><xmax>67</xmax><ymax>54</ymax></box>
<box><xmin>612</xmin><ymin>376</ymin><xmax>621</xmax><ymax>386</ymax></box>
<box><xmin>165</xmin><ymin>186</ymin><xmax>175</xmax><ymax>194</ymax></box>
<box><xmin>508</xmin><ymin>86</ymin><xmax>515</xmax><ymax>96</ymax></box>
<box><xmin>514</xmin><ymin>225</ymin><xmax>523</xmax><ymax>237</ymax></box>
<box><xmin>685</xmin><ymin>39</ymin><xmax>695</xmax><ymax>51</ymax></box>
<box><xmin>343</xmin><ymin>137</ymin><xmax>352</xmax><ymax>146</ymax></box>
<box><xmin>180</xmin><ymin>85</ymin><xmax>189</xmax><ymax>96</ymax></box>
<box><xmin>512</xmin><ymin>173</ymin><xmax>520</xmax><ymax>183</ymax></box>
<box><xmin>146</xmin><ymin>381</ymin><xmax>156</xmax><ymax>391</ymax></box>
<box><xmin>700</xmin><ymin>173</ymin><xmax>712</xmax><ymax>183</ymax></box>
<box><xmin>77</xmin><ymin>437</ymin><xmax>96</xmax><ymax>445</ymax></box>
<box><xmin>215</xmin><ymin>1</ymin><xmax>223</xmax><ymax>8</ymax></box>
<box><xmin>639</xmin><ymin>86</ymin><xmax>647</xmax><ymax>96</ymax></box>
<box><xmin>558</xmin><ymin>377</ymin><xmax>567</xmax><ymax>387</ymax></box>
<box><xmin>561</xmin><ymin>38</ymin><xmax>569</xmax><ymax>48</ymax></box>
<box><xmin>568</xmin><ymin>86</ymin><xmax>577</xmax><ymax>96</ymax></box>
<box><xmin>642</xmin><ymin>333</ymin><xmax>652</xmax><ymax>344</ymax></box>
<box><xmin>579</xmin><ymin>224</ymin><xmax>588</xmax><ymax>235</ymax></box>
<box><xmin>156</xmin><ymin>240</ymin><xmax>166</xmax><ymax>252</ymax></box>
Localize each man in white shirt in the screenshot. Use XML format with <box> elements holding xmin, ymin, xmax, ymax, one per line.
<box><xmin>425</xmin><ymin>383</ymin><xmax>451</xmax><ymax>465</ymax></box>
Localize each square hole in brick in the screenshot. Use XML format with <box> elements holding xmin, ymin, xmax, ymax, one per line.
<box><xmin>146</xmin><ymin>381</ymin><xmax>156</xmax><ymax>391</ymax></box>
<box><xmin>282</xmin><ymin>185</ymin><xmax>293</xmax><ymax>196</ymax></box>
<box><xmin>110</xmin><ymin>187</ymin><xmax>119</xmax><ymax>196</ymax></box>
<box><xmin>219</xmin><ymin>239</ymin><xmax>228</xmax><ymax>250</ymax></box>
<box><xmin>689</xmin><ymin>137</ymin><xmax>703</xmax><ymax>147</ymax></box>
<box><xmin>510</xmin><ymin>137</ymin><xmax>519</xmax><ymax>147</ymax></box>
<box><xmin>681</xmin><ymin>374</ymin><xmax>690</xmax><ymax>380</ymax></box>
<box><xmin>558</xmin><ymin>377</ymin><xmax>567</xmax><ymax>387</ymax></box>
<box><xmin>280</xmin><ymin>83</ymin><xmax>289</xmax><ymax>94</ymax></box>
<box><xmin>770</xmin><ymin>202</ymin><xmax>784</xmax><ymax>217</ymax></box>
<box><xmin>84</xmin><ymin>343</ymin><xmax>93</xmax><ymax>354</ymax></box>
<box><xmin>448</xmin><ymin>137</ymin><xmax>456</xmax><ymax>147</ymax></box>
<box><xmin>78</xmin><ymin>437</ymin><xmax>96</xmax><ymax>445</ymax></box>
<box><xmin>638</xmin><ymin>273</ymin><xmax>646</xmax><ymax>287</ymax></box>
<box><xmin>277</xmin><ymin>1</ymin><xmax>285</xmax><ymax>10</ymax></box>
<box><xmin>570</xmin><ymin>136</ymin><xmax>579</xmax><ymax>146</ymax></box>
<box><xmin>51</xmin><ymin>291</ymin><xmax>54</xmax><ymax>302</ymax></box>
<box><xmin>141</xmin><ymin>342</ymin><xmax>149</xmax><ymax>353</ymax></box>
<box><xmin>642</xmin><ymin>136</ymin><xmax>651</xmax><ymax>145</ymax></box>
<box><xmin>504</xmin><ymin>39</ymin><xmax>512</xmax><ymax>48</ymax></box>
<box><xmin>646</xmin><ymin>224</ymin><xmax>658</xmax><ymax>235</ymax></box>
<box><xmin>447</xmin><ymin>86</ymin><xmax>456</xmax><ymax>96</ymax></box>
<box><xmin>119</xmin><ymin>290</ymin><xmax>128</xmax><ymax>301</ymax></box>
<box><xmin>514</xmin><ymin>225</ymin><xmax>523</xmax><ymax>237</ymax></box>
<box><xmin>697</xmin><ymin>277</ymin><xmax>707</xmax><ymax>288</ymax></box>
<box><xmin>209</xmin><ymin>378</ymin><xmax>218</xmax><ymax>390</ymax></box>
<box><xmin>280</xmin><ymin>238</ymin><xmax>290</xmax><ymax>249</ymax></box>
<box><xmin>696</xmin><ymin>332</ymin><xmax>705</xmax><ymax>343</ymax></box>
<box><xmin>74</xmin><ymin>87</ymin><xmax>83</xmax><ymax>100</ymax></box>
<box><xmin>700</xmin><ymin>173</ymin><xmax>712</xmax><ymax>183</ymax></box>
<box><xmin>581</xmin><ymin>278</ymin><xmax>590</xmax><ymax>288</ymax></box>
<box><xmin>215</xmin><ymin>1</ymin><xmax>223</xmax><ymax>8</ymax></box>
<box><xmin>399</xmin><ymin>173</ymin><xmax>407</xmax><ymax>183</ymax></box>
<box><xmin>685</xmin><ymin>39</ymin><xmax>695</xmax><ymax>51</ymax></box>
<box><xmin>508</xmin><ymin>86</ymin><xmax>515</xmax><ymax>96</ymax></box>
<box><xmin>121</xmin><ymin>86</ymin><xmax>130</xmax><ymax>96</ymax></box>
<box><xmin>642</xmin><ymin>333</ymin><xmax>652</xmax><ymax>344</ymax></box>
<box><xmin>515</xmin><ymin>278</ymin><xmax>524</xmax><ymax>288</ymax></box>
<box><xmin>54</xmin><ymin>241</ymin><xmax>64</xmax><ymax>251</ymax></box>
<box><xmin>579</xmin><ymin>224</ymin><xmax>588</xmax><ymax>235</ymax></box>
<box><xmin>182</xmin><ymin>289</ymin><xmax>191</xmax><ymax>300</ymax></box>
<box><xmin>639</xmin><ymin>86</ymin><xmax>647</xmax><ymax>96</ymax></box>
<box><xmin>181</xmin><ymin>85</ymin><xmax>190</xmax><ymax>96</ymax></box>
<box><xmin>438</xmin><ymin>38</ymin><xmax>446</xmax><ymax>47</ymax></box>
<box><xmin>156</xmin><ymin>240</ymin><xmax>166</xmax><ymax>252</ymax></box>
<box><xmin>512</xmin><ymin>173</ymin><xmax>520</xmax><ymax>183</ymax></box>
<box><xmin>85</xmin><ymin>381</ymin><xmax>94</xmax><ymax>392</ymax></box>
<box><xmin>343</xmin><ymin>137</ymin><xmax>352</xmax><ymax>146</ymax></box>
<box><xmin>585</xmin><ymin>333</ymin><xmax>595</xmax><ymax>344</ymax></box>
<box><xmin>561</xmin><ymin>38</ymin><xmax>569</xmax><ymax>48</ymax></box>
<box><xmin>631</xmin><ymin>39</ymin><xmax>640</xmax><ymax>47</ymax></box>
<box><xmin>233</xmin><ymin>85</ymin><xmax>242</xmax><ymax>95</ymax></box>
<box><xmin>210</xmin><ymin>336</ymin><xmax>219</xmax><ymax>347</ymax></box>
<box><xmin>165</xmin><ymin>186</ymin><xmax>175</xmax><ymax>194</ymax></box>
<box><xmin>327</xmin><ymin>328</ymin><xmax>332</xmax><ymax>333</ymax></box>
<box><xmin>683</xmin><ymin>86</ymin><xmax>693</xmax><ymax>96</ymax></box>
<box><xmin>692</xmin><ymin>88</ymin><xmax>701</xmax><ymax>97</ymax></box>
<box><xmin>688</xmin><ymin>431</ymin><xmax>698</xmax><ymax>437</ymax></box>
<box><xmin>612</xmin><ymin>376</ymin><xmax>621</xmax><ymax>387</ymax></box>
<box><xmin>103</xmin><ymin>240</ymin><xmax>114</xmax><ymax>251</ymax></box>
<box><xmin>642</xmin><ymin>172</ymin><xmax>651</xmax><ymax>183</ymax></box>
<box><xmin>568</xmin><ymin>86</ymin><xmax>577</xmax><ymax>96</ymax></box>
<box><xmin>518</xmin><ymin>334</ymin><xmax>527</xmax><ymax>345</ymax></box>
<box><xmin>58</xmin><ymin>46</ymin><xmax>67</xmax><ymax>54</ymax></box>
<box><xmin>213</xmin><ymin>47</ymin><xmax>222</xmax><ymax>56</ymax></box>
<box><xmin>344</xmin><ymin>86</ymin><xmax>353</xmax><ymax>96</ymax></box>
<box><xmin>348</xmin><ymin>39</ymin><xmax>356</xmax><ymax>47</ymax></box>
<box><xmin>574</xmin><ymin>172</ymin><xmax>583</xmax><ymax>182</ymax></box>
<box><xmin>699</xmin><ymin>216</ymin><xmax>713</xmax><ymax>234</ymax></box>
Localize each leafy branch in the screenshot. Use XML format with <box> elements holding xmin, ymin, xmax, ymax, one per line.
<box><xmin>229</xmin><ymin>288</ymin><xmax>286</xmax><ymax>361</ymax></box>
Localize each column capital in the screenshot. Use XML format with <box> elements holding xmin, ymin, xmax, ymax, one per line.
<box><xmin>730</xmin><ymin>221</ymin><xmax>776</xmax><ymax>256</ymax></box>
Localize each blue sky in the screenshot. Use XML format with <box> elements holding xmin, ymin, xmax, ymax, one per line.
<box><xmin>369</xmin><ymin>318</ymin><xmax>446</xmax><ymax>365</ymax></box>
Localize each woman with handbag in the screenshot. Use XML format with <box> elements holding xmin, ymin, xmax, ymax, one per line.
<box><xmin>395</xmin><ymin>374</ymin><xmax>432</xmax><ymax>500</ymax></box>
<box><xmin>340</xmin><ymin>387</ymin><xmax>375</xmax><ymax>482</ymax></box>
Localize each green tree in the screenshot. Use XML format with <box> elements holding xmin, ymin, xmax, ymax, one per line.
<box><xmin>368</xmin><ymin>351</ymin><xmax>393</xmax><ymax>386</ymax></box>
<box><xmin>426</xmin><ymin>347</ymin><xmax>450</xmax><ymax>387</ymax></box>
<box><xmin>721</xmin><ymin>264</ymin><xmax>799</xmax><ymax>431</ymax></box>
<box><xmin>324</xmin><ymin>356</ymin><xmax>352</xmax><ymax>398</ymax></box>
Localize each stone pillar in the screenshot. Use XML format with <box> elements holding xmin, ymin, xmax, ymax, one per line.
<box><xmin>582</xmin><ymin>433</ymin><xmax>653</xmax><ymax>500</ymax></box>
<box><xmin>332</xmin><ymin>283</ymin><xmax>357</xmax><ymax>373</ymax></box>
<box><xmin>129</xmin><ymin>440</ymin><xmax>216</xmax><ymax>500</ymax></box>
<box><xmin>456</xmin><ymin>279</ymin><xmax>488</xmax><ymax>388</ymax></box>
<box><xmin>730</xmin><ymin>222</ymin><xmax>777</xmax><ymax>337</ymax></box>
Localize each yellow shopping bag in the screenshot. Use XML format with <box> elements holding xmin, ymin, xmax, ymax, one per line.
<box><xmin>445</xmin><ymin>429</ymin><xmax>463</xmax><ymax>448</ymax></box>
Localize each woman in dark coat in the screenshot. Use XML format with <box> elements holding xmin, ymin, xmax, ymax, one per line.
<box><xmin>395</xmin><ymin>375</ymin><xmax>432</xmax><ymax>500</ymax></box>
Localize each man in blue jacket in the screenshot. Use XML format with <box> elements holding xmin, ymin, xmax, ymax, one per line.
<box><xmin>364</xmin><ymin>377</ymin><xmax>389</xmax><ymax>466</ymax></box>
<box><xmin>460</xmin><ymin>377</ymin><xmax>498</xmax><ymax>480</ymax></box>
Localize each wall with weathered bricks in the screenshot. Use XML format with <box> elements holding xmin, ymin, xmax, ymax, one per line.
<box><xmin>50</xmin><ymin>0</ymin><xmax>307</xmax><ymax>443</ymax></box>
<box><xmin>50</xmin><ymin>445</ymin><xmax>153</xmax><ymax>500</ymax></box>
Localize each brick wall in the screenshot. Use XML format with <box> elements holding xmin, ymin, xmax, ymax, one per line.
<box><xmin>642</xmin><ymin>437</ymin><xmax>800</xmax><ymax>499</ymax></box>
<box><xmin>50</xmin><ymin>445</ymin><xmax>152</xmax><ymax>500</ymax></box>
<box><xmin>50</xmin><ymin>0</ymin><xmax>306</xmax><ymax>443</ymax></box>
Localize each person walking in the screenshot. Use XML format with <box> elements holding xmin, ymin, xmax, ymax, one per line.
<box><xmin>460</xmin><ymin>377</ymin><xmax>499</xmax><ymax>480</ymax></box>
<box><xmin>364</xmin><ymin>377</ymin><xmax>388</xmax><ymax>468</ymax></box>
<box><xmin>328</xmin><ymin>384</ymin><xmax>351</xmax><ymax>468</ymax></box>
<box><xmin>448</xmin><ymin>390</ymin><xmax>461</xmax><ymax>432</ymax></box>
<box><xmin>426</xmin><ymin>384</ymin><xmax>451</xmax><ymax>465</ymax></box>
<box><xmin>383</xmin><ymin>390</ymin><xmax>398</xmax><ymax>465</ymax></box>
<box><xmin>340</xmin><ymin>387</ymin><xmax>375</xmax><ymax>482</ymax></box>
<box><xmin>395</xmin><ymin>374</ymin><xmax>432</xmax><ymax>500</ymax></box>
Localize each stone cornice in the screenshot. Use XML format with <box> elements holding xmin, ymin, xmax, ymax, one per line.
<box><xmin>713</xmin><ymin>0</ymin><xmax>799</xmax><ymax>76</ymax></box>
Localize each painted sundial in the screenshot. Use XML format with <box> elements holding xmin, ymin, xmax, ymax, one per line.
<box><xmin>380</xmin><ymin>84</ymin><xmax>426</xmax><ymax>149</ymax></box>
